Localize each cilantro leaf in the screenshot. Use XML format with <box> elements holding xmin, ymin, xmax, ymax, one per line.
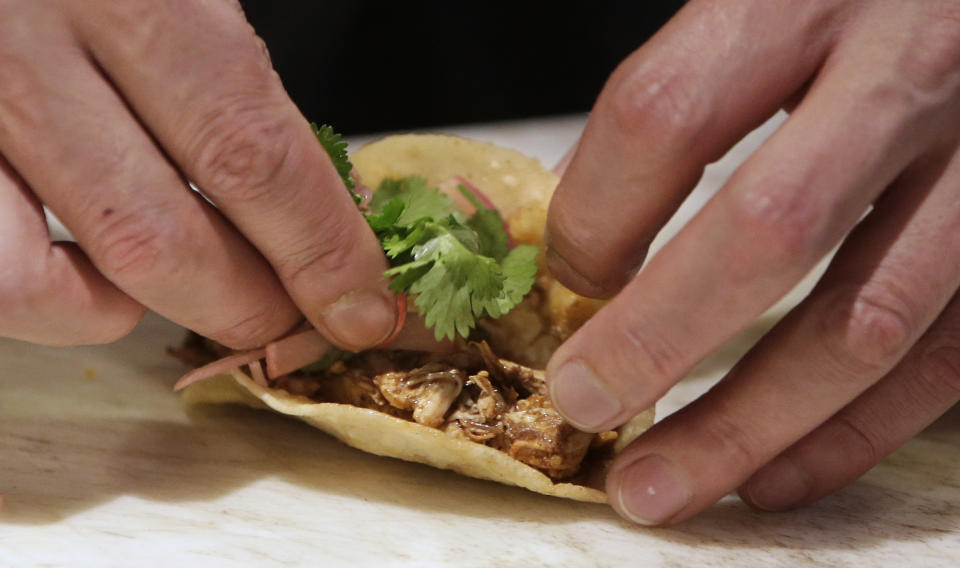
<box><xmin>364</xmin><ymin>198</ymin><xmax>404</xmax><ymax>232</ymax></box>
<box><xmin>459</xmin><ymin>184</ymin><xmax>509</xmax><ymax>261</ymax></box>
<box><xmin>370</xmin><ymin>177</ymin><xmax>455</xmax><ymax>226</ymax></box>
<box><xmin>386</xmin><ymin>230</ymin><xmax>505</xmax><ymax>340</ymax></box>
<box><xmin>466</xmin><ymin>245</ymin><xmax>538</xmax><ymax>322</ymax></box>
<box><xmin>381</xmin><ymin>220</ymin><xmax>429</xmax><ymax>259</ymax></box>
<box><xmin>497</xmin><ymin>244</ymin><xmax>540</xmax><ymax>309</ymax></box>
<box><xmin>370</xmin><ymin>176</ymin><xmax>539</xmax><ymax>340</ymax></box>
<box><xmin>381</xmin><ymin>216</ymin><xmax>538</xmax><ymax>341</ymax></box>
<box><xmin>368</xmin><ymin>178</ymin><xmax>405</xmax><ymax>212</ymax></box>
<box><xmin>313</xmin><ymin>124</ymin><xmax>540</xmax><ymax>341</ymax></box>
<box><xmin>311</xmin><ymin>123</ymin><xmax>355</xmax><ymax>192</ymax></box>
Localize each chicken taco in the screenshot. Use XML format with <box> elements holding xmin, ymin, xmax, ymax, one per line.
<box><xmin>171</xmin><ymin>131</ymin><xmax>654</xmax><ymax>503</ymax></box>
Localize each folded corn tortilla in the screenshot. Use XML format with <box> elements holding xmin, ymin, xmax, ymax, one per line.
<box><xmin>180</xmin><ymin>134</ymin><xmax>655</xmax><ymax>503</ymax></box>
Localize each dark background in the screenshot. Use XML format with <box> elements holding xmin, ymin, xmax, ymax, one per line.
<box><xmin>240</xmin><ymin>2</ymin><xmax>684</xmax><ymax>134</ymax></box>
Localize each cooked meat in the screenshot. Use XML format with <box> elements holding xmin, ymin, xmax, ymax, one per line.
<box><xmin>500</xmin><ymin>395</ymin><xmax>594</xmax><ymax>479</ymax></box>
<box><xmin>374</xmin><ymin>364</ymin><xmax>465</xmax><ymax>427</ymax></box>
<box><xmin>475</xmin><ymin>341</ymin><xmax>545</xmax><ymax>397</ymax></box>
<box><xmin>468</xmin><ymin>370</ymin><xmax>509</xmax><ymax>420</ymax></box>
<box><xmin>592</xmin><ymin>430</ymin><xmax>619</xmax><ymax>448</ymax></box>
<box><xmin>273</xmin><ymin>375</ymin><xmax>322</xmax><ymax>397</ymax></box>
<box><xmin>444</xmin><ymin>394</ymin><xmax>505</xmax><ymax>444</ymax></box>
<box><xmin>309</xmin><ymin>371</ymin><xmax>399</xmax><ymax>416</ymax></box>
<box><xmin>496</xmin><ymin>358</ymin><xmax>548</xmax><ymax>397</ymax></box>
<box><xmin>175</xmin><ymin>335</ymin><xmax>608</xmax><ymax>480</ymax></box>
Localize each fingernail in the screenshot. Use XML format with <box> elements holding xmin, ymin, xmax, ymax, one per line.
<box><xmin>743</xmin><ymin>456</ymin><xmax>809</xmax><ymax>511</ymax></box>
<box><xmin>617</xmin><ymin>454</ymin><xmax>692</xmax><ymax>525</ymax></box>
<box><xmin>549</xmin><ymin>359</ymin><xmax>622</xmax><ymax>431</ymax></box>
<box><xmin>320</xmin><ymin>290</ymin><xmax>396</xmax><ymax>349</ymax></box>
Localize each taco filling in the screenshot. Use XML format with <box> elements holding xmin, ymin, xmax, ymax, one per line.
<box><xmin>172</xmin><ymin>332</ymin><xmax>617</xmax><ymax>481</ymax></box>
<box><xmin>171</xmin><ymin>131</ymin><xmax>652</xmax><ymax>500</ymax></box>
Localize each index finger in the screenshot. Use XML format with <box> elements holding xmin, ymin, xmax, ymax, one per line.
<box><xmin>545</xmin><ymin>0</ymin><xmax>949</xmax><ymax>432</ymax></box>
<box><xmin>545</xmin><ymin>0</ymin><xmax>842</xmax><ymax>298</ymax></box>
<box><xmin>69</xmin><ymin>2</ymin><xmax>396</xmax><ymax>350</ymax></box>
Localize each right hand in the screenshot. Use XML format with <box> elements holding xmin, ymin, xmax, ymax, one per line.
<box><xmin>0</xmin><ymin>1</ymin><xmax>397</xmax><ymax>350</ymax></box>
<box><xmin>544</xmin><ymin>0</ymin><xmax>960</xmax><ymax>524</ymax></box>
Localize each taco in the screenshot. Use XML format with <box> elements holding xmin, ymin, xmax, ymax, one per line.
<box><xmin>171</xmin><ymin>133</ymin><xmax>655</xmax><ymax>503</ymax></box>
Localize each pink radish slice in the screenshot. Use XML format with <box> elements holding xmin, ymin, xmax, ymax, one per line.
<box><xmin>247</xmin><ymin>359</ymin><xmax>268</xmax><ymax>387</ymax></box>
<box><xmin>173</xmin><ymin>348</ymin><xmax>267</xmax><ymax>392</ymax></box>
<box><xmin>441</xmin><ymin>176</ymin><xmax>515</xmax><ymax>249</ymax></box>
<box><xmin>174</xmin><ymin>294</ymin><xmax>461</xmax><ymax>391</ymax></box>
<box><xmin>265</xmin><ymin>328</ymin><xmax>333</xmax><ymax>379</ymax></box>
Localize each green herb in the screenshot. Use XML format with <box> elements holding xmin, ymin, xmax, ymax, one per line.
<box><xmin>314</xmin><ymin>126</ymin><xmax>539</xmax><ymax>341</ymax></box>
<box><xmin>312</xmin><ymin>123</ymin><xmax>356</xmax><ymax>192</ymax></box>
<box><xmin>373</xmin><ymin>179</ymin><xmax>538</xmax><ymax>341</ymax></box>
<box><xmin>460</xmin><ymin>184</ymin><xmax>509</xmax><ymax>262</ymax></box>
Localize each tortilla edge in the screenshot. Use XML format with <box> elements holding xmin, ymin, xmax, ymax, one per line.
<box><xmin>180</xmin><ymin>133</ymin><xmax>656</xmax><ymax>503</ymax></box>
<box><xmin>182</xmin><ymin>370</ymin><xmax>610</xmax><ymax>503</ymax></box>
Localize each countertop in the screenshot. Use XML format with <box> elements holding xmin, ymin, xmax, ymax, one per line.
<box><xmin>1</xmin><ymin>115</ymin><xmax>958</xmax><ymax>567</ymax></box>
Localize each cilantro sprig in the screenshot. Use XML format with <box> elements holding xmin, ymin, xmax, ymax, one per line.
<box><xmin>370</xmin><ymin>177</ymin><xmax>538</xmax><ymax>340</ymax></box>
<box><xmin>314</xmin><ymin>125</ymin><xmax>539</xmax><ymax>341</ymax></box>
<box><xmin>311</xmin><ymin>123</ymin><xmax>356</xmax><ymax>194</ymax></box>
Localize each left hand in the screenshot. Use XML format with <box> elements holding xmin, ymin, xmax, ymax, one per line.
<box><xmin>544</xmin><ymin>0</ymin><xmax>960</xmax><ymax>524</ymax></box>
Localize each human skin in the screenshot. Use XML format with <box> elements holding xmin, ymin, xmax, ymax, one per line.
<box><xmin>0</xmin><ymin>1</ymin><xmax>396</xmax><ymax>351</ymax></box>
<box><xmin>545</xmin><ymin>0</ymin><xmax>960</xmax><ymax>524</ymax></box>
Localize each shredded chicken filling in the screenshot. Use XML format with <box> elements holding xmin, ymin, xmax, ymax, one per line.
<box><xmin>172</xmin><ymin>336</ymin><xmax>616</xmax><ymax>480</ymax></box>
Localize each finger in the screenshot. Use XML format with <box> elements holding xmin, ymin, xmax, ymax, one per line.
<box><xmin>0</xmin><ymin>22</ymin><xmax>301</xmax><ymax>347</ymax></box>
<box><xmin>0</xmin><ymin>156</ymin><xmax>144</xmax><ymax>345</ymax></box>
<box><xmin>545</xmin><ymin>7</ymin><xmax>958</xmax><ymax>433</ymax></box>
<box><xmin>740</xmin><ymin>293</ymin><xmax>960</xmax><ymax>511</ymax></box>
<box><xmin>68</xmin><ymin>2</ymin><xmax>397</xmax><ymax>350</ymax></box>
<box><xmin>605</xmin><ymin>141</ymin><xmax>960</xmax><ymax>525</ymax></box>
<box><xmin>741</xmin><ymin>158</ymin><xmax>960</xmax><ymax>510</ymax></box>
<box><xmin>545</xmin><ymin>0</ymin><xmax>847</xmax><ymax>297</ymax></box>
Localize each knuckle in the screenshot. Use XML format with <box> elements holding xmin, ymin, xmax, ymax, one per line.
<box><xmin>896</xmin><ymin>7</ymin><xmax>960</xmax><ymax>95</ymax></box>
<box><xmin>860</xmin><ymin>8</ymin><xmax>960</xmax><ymax>118</ymax></box>
<box><xmin>253</xmin><ymin>34</ymin><xmax>273</xmax><ymax>67</ymax></box>
<box><xmin>188</xmin><ymin>103</ymin><xmax>295</xmax><ymax>203</ymax></box>
<box><xmin>64</xmin><ymin>141</ymin><xmax>136</xmax><ymax>199</ymax></box>
<box><xmin>617</xmin><ymin>312</ymin><xmax>685</xmax><ymax>381</ymax></box>
<box><xmin>821</xmin><ymin>284</ymin><xmax>915</xmax><ymax>375</ymax></box>
<box><xmin>695</xmin><ymin>411</ymin><xmax>763</xmax><ymax>470</ymax></box>
<box><xmin>274</xmin><ymin>216</ymin><xmax>359</xmax><ymax>287</ymax></box>
<box><xmin>914</xmin><ymin>342</ymin><xmax>960</xmax><ymax>401</ymax></box>
<box><xmin>727</xmin><ymin>177</ymin><xmax>826</xmax><ymax>266</ymax></box>
<box><xmin>210</xmin><ymin>303</ymin><xmax>287</xmax><ymax>349</ymax></box>
<box><xmin>100</xmin><ymin>3</ymin><xmax>170</xmax><ymax>58</ymax></box>
<box><xmin>545</xmin><ymin>207</ymin><xmax>629</xmax><ymax>297</ymax></box>
<box><xmin>830</xmin><ymin>412</ymin><xmax>883</xmax><ymax>472</ymax></box>
<box><xmin>224</xmin><ymin>0</ymin><xmax>246</xmax><ymax>16</ymax></box>
<box><xmin>0</xmin><ymin>57</ymin><xmax>43</xmax><ymax>140</ymax></box>
<box><xmin>606</xmin><ymin>61</ymin><xmax>705</xmax><ymax>153</ymax></box>
<box><xmin>89</xmin><ymin>209</ymin><xmax>175</xmax><ymax>283</ymax></box>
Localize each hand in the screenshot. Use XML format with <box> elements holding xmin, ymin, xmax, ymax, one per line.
<box><xmin>544</xmin><ymin>0</ymin><xmax>960</xmax><ymax>524</ymax></box>
<box><xmin>0</xmin><ymin>1</ymin><xmax>396</xmax><ymax>350</ymax></box>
